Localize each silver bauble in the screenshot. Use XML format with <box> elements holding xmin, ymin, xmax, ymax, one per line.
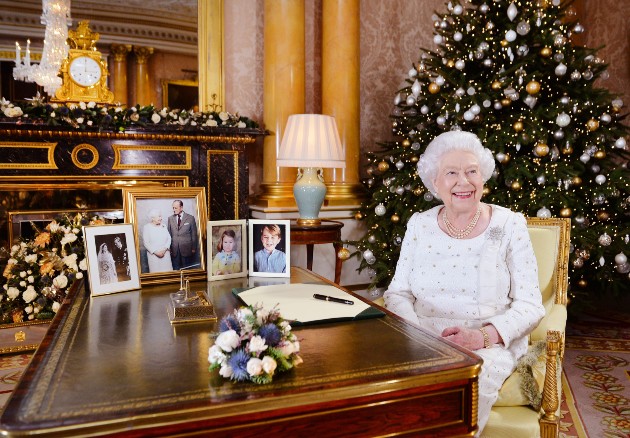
<box><xmin>363</xmin><ymin>249</ymin><xmax>374</xmax><ymax>260</ymax></box>
<box><xmin>505</xmin><ymin>30</ymin><xmax>517</xmax><ymax>42</ymax></box>
<box><xmin>600</xmin><ymin>113</ymin><xmax>611</xmax><ymax>124</ymax></box>
<box><xmin>367</xmin><ymin>234</ymin><xmax>376</xmax><ymax>244</ymax></box>
<box><xmin>435</xmin><ymin>75</ymin><xmax>445</xmax><ymax>86</ymax></box>
<box><xmin>537</xmin><ymin>207</ymin><xmax>552</xmax><ymax>218</ymax></box>
<box><xmin>598</xmin><ymin>233</ymin><xmax>612</xmax><ymax>246</ymax></box>
<box><xmin>556</xmin><ymin>112</ymin><xmax>571</xmax><ymax>127</ymax></box>
<box><xmin>507</xmin><ymin>3</ymin><xmax>518</xmax><ymax>21</ymax></box>
<box><xmin>616</xmin><ymin>263</ymin><xmax>630</xmax><ymax>274</ymax></box>
<box><xmin>421</xmin><ymin>105</ymin><xmax>429</xmax><ymax>114</ymax></box>
<box><xmin>615</xmin><ymin>252</ymin><xmax>628</xmax><ymax>265</ymax></box>
<box><xmin>615</xmin><ymin>137</ymin><xmax>627</xmax><ymax>149</ymax></box>
<box><xmin>394</xmin><ymin>236</ymin><xmax>403</xmax><ymax>246</ymax></box>
<box><xmin>375</xmin><ymin>203</ymin><xmax>386</xmax><ymax>216</ymax></box>
<box><xmin>395</xmin><ymin>160</ymin><xmax>404</xmax><ymax>170</ymax></box>
<box><xmin>516</xmin><ymin>21</ymin><xmax>530</xmax><ymax>35</ymax></box>
<box><xmin>395</xmin><ymin>186</ymin><xmax>405</xmax><ymax>195</ymax></box>
<box><xmin>479</xmin><ymin>3</ymin><xmax>489</xmax><ymax>13</ymax></box>
<box><xmin>590</xmin><ymin>164</ymin><xmax>601</xmax><ymax>173</ymax></box>
<box><xmin>595</xmin><ymin>174</ymin><xmax>606</xmax><ymax>185</ymax></box>
<box><xmin>411</xmin><ymin>79</ymin><xmax>422</xmax><ymax>96</ymax></box>
<box><xmin>554</xmin><ymin>53</ymin><xmax>565</xmax><ymax>62</ymax></box>
<box><xmin>517</xmin><ymin>45</ymin><xmax>529</xmax><ymax>56</ymax></box>
<box><xmin>433</xmin><ymin>34</ymin><xmax>444</xmax><ymax>45</ymax></box>
<box><xmin>409</xmin><ymin>68</ymin><xmax>417</xmax><ymax>78</ymax></box>
<box><xmin>579</xmin><ymin>153</ymin><xmax>590</xmax><ymax>163</ymax></box>
<box><xmin>555</xmin><ymin>63</ymin><xmax>567</xmax><ymax>76</ymax></box>
<box><xmin>423</xmin><ymin>192</ymin><xmax>434</xmax><ymax>201</ymax></box>
<box><xmin>494</xmin><ymin>101</ymin><xmax>503</xmax><ymax>110</ymax></box>
<box><xmin>573</xmin><ymin>23</ymin><xmax>584</xmax><ymax>33</ymax></box>
<box><xmin>592</xmin><ymin>193</ymin><xmax>606</xmax><ymax>205</ymax></box>
<box><xmin>554</xmin><ymin>129</ymin><xmax>565</xmax><ymax>140</ymax></box>
<box><xmin>574</xmin><ymin>215</ymin><xmax>585</xmax><ymax>225</ymax></box>
<box><xmin>536</xmin><ymin>175</ymin><xmax>546</xmax><ymax>185</ymax></box>
<box><xmin>464</xmin><ymin>111</ymin><xmax>475</xmax><ymax>121</ymax></box>
<box><xmin>495</xmin><ymin>152</ymin><xmax>506</xmax><ymax>163</ymax></box>
<box><xmin>559</xmin><ymin>96</ymin><xmax>571</xmax><ymax>105</ymax></box>
<box><xmin>454</xmin><ymin>32</ymin><xmax>463</xmax><ymax>41</ymax></box>
<box><xmin>436</xmin><ymin>116</ymin><xmax>446</xmax><ymax>125</ymax></box>
<box><xmin>483</xmin><ymin>58</ymin><xmax>493</xmax><ymax>67</ymax></box>
<box><xmin>470</xmin><ymin>104</ymin><xmax>481</xmax><ymax>114</ymax></box>
<box><xmin>583</xmin><ymin>70</ymin><xmax>593</xmax><ymax>80</ymax></box>
<box><xmin>570</xmin><ymin>71</ymin><xmax>582</xmax><ymax>81</ymax></box>
<box><xmin>406</xmin><ymin>95</ymin><xmax>416</xmax><ymax>106</ymax></box>
<box><xmin>411</xmin><ymin>142</ymin><xmax>421</xmax><ymax>150</ymax></box>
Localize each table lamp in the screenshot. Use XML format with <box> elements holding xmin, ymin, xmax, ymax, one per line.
<box><xmin>278</xmin><ymin>114</ymin><xmax>346</xmax><ymax>226</ymax></box>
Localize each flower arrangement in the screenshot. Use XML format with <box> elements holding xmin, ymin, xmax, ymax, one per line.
<box><xmin>0</xmin><ymin>94</ymin><xmax>259</xmax><ymax>133</ymax></box>
<box><xmin>1</xmin><ymin>213</ymin><xmax>104</xmax><ymax>324</ymax></box>
<box><xmin>208</xmin><ymin>304</ymin><xmax>302</xmax><ymax>384</ymax></box>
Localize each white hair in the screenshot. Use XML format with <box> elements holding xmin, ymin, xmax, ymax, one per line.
<box><xmin>416</xmin><ymin>131</ymin><xmax>495</xmax><ymax>197</ymax></box>
<box><xmin>148</xmin><ymin>209</ymin><xmax>161</xmax><ymax>221</ymax></box>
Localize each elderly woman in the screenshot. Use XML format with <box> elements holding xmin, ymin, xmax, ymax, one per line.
<box><xmin>383</xmin><ymin>130</ymin><xmax>545</xmax><ymax>434</ymax></box>
<box><xmin>143</xmin><ymin>209</ymin><xmax>173</xmax><ymax>273</ymax></box>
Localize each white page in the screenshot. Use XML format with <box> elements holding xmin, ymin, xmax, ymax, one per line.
<box><xmin>236</xmin><ymin>283</ymin><xmax>371</xmax><ymax>323</ymax></box>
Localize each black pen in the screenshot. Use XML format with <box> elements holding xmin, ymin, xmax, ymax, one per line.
<box><xmin>313</xmin><ymin>293</ymin><xmax>354</xmax><ymax>305</ymax></box>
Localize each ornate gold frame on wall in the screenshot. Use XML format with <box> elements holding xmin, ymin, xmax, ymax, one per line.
<box><xmin>161</xmin><ymin>79</ymin><xmax>199</xmax><ymax>111</ymax></box>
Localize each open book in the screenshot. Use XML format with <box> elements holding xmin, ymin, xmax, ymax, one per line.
<box><xmin>233</xmin><ymin>283</ymin><xmax>384</xmax><ymax>325</ymax></box>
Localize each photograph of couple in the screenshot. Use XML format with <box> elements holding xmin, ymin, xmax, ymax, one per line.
<box><xmin>138</xmin><ymin>199</ymin><xmax>201</xmax><ymax>274</ymax></box>
<box><xmin>95</xmin><ymin>234</ymin><xmax>131</xmax><ymax>285</ymax></box>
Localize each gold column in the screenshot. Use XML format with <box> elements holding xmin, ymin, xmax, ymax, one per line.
<box><xmin>110</xmin><ymin>44</ymin><xmax>131</xmax><ymax>105</ymax></box>
<box><xmin>133</xmin><ymin>46</ymin><xmax>154</xmax><ymax>106</ymax></box>
<box><xmin>198</xmin><ymin>0</ymin><xmax>224</xmax><ymax>112</ymax></box>
<box><xmin>322</xmin><ymin>0</ymin><xmax>363</xmax><ymax>205</ymax></box>
<box><xmin>254</xmin><ymin>0</ymin><xmax>305</xmax><ymax>207</ymax></box>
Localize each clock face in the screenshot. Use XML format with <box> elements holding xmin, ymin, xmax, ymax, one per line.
<box><xmin>69</xmin><ymin>56</ymin><xmax>102</xmax><ymax>87</ymax></box>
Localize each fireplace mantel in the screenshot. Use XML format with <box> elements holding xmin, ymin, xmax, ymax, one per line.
<box><xmin>0</xmin><ymin>121</ymin><xmax>264</xmax><ymax>249</ymax></box>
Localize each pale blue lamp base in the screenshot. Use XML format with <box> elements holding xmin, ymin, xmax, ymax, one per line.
<box><xmin>293</xmin><ymin>167</ymin><xmax>326</xmax><ymax>226</ymax></box>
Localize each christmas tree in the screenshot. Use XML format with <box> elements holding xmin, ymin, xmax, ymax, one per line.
<box><xmin>352</xmin><ymin>0</ymin><xmax>629</xmax><ymax>298</ymax></box>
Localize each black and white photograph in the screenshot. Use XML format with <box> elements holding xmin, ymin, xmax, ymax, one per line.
<box><xmin>248</xmin><ymin>219</ymin><xmax>290</xmax><ymax>278</ymax></box>
<box><xmin>123</xmin><ymin>187</ymin><xmax>207</xmax><ymax>284</ymax></box>
<box><xmin>83</xmin><ymin>224</ymin><xmax>141</xmax><ymax>296</ymax></box>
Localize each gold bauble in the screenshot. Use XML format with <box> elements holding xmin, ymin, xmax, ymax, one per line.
<box><xmin>534</xmin><ymin>143</ymin><xmax>550</xmax><ymax>156</ymax></box>
<box><xmin>594</xmin><ymin>150</ymin><xmax>606</xmax><ymax>159</ymax></box>
<box><xmin>597</xmin><ymin>210</ymin><xmax>610</xmax><ymax>221</ymax></box>
<box><xmin>572</xmin><ymin>176</ymin><xmax>582</xmax><ymax>186</ymax></box>
<box><xmin>511</xmin><ymin>181</ymin><xmax>522</xmax><ymax>190</ymax></box>
<box><xmin>483</xmin><ymin>187</ymin><xmax>491</xmax><ymax>196</ymax></box>
<box><xmin>354</xmin><ymin>212</ymin><xmax>363</xmax><ymax>220</ymax></box>
<box><xmin>577</xmin><ymin>279</ymin><xmax>588</xmax><ymax>288</ymax></box>
<box><xmin>381</xmin><ymin>242</ymin><xmax>388</xmax><ymax>249</ymax></box>
<box><xmin>560</xmin><ymin>207</ymin><xmax>572</xmax><ymax>217</ymax></box>
<box><xmin>501</xmin><ymin>98</ymin><xmax>511</xmax><ymax>107</ymax></box>
<box><xmin>500</xmin><ymin>40</ymin><xmax>509</xmax><ymax>47</ymax></box>
<box><xmin>428</xmin><ymin>82</ymin><xmax>440</xmax><ymax>94</ymax></box>
<box><xmin>586</xmin><ymin>118</ymin><xmax>599</xmax><ymax>131</ymax></box>
<box><xmin>491</xmin><ymin>81</ymin><xmax>502</xmax><ymax>90</ymax></box>
<box><xmin>540</xmin><ymin>47</ymin><xmax>552</xmax><ymax>57</ymax></box>
<box><xmin>526</xmin><ymin>80</ymin><xmax>541</xmax><ymax>94</ymax></box>
<box><xmin>410</xmin><ymin>156</ymin><xmax>419</xmax><ymax>163</ymax></box>
<box><xmin>377</xmin><ymin>161</ymin><xmax>390</xmax><ymax>172</ymax></box>
<box><xmin>391</xmin><ymin>214</ymin><xmax>400</xmax><ymax>223</ymax></box>
<box><xmin>612</xmin><ymin>105</ymin><xmax>621</xmax><ymax>114</ymax></box>
<box><xmin>502</xmin><ymin>153</ymin><xmax>511</xmax><ymax>163</ymax></box>
<box><xmin>446</xmin><ymin>59</ymin><xmax>455</xmax><ymax>68</ymax></box>
<box><xmin>513</xmin><ymin>121</ymin><xmax>524</xmax><ymax>132</ymax></box>
<box><xmin>413</xmin><ymin>188</ymin><xmax>422</xmax><ymax>196</ymax></box>
<box><xmin>337</xmin><ymin>247</ymin><xmax>351</xmax><ymax>261</ymax></box>
<box><xmin>402</xmin><ymin>139</ymin><xmax>411</xmax><ymax>148</ymax></box>
<box><xmin>562</xmin><ymin>145</ymin><xmax>574</xmax><ymax>154</ymax></box>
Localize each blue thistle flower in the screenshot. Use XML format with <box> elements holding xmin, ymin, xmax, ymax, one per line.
<box><xmin>227</xmin><ymin>348</ymin><xmax>250</xmax><ymax>381</ymax></box>
<box><xmin>219</xmin><ymin>315</ymin><xmax>241</xmax><ymax>334</ymax></box>
<box><xmin>258</xmin><ymin>323</ymin><xmax>282</xmax><ymax>347</ymax></box>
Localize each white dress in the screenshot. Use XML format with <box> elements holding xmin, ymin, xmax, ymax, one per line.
<box><xmin>143</xmin><ymin>223</ymin><xmax>174</xmax><ymax>273</ymax></box>
<box><xmin>384</xmin><ymin>204</ymin><xmax>544</xmax><ymax>434</ymax></box>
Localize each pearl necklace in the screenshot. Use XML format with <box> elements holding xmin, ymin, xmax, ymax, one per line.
<box><xmin>442</xmin><ymin>205</ymin><xmax>482</xmax><ymax>239</ymax></box>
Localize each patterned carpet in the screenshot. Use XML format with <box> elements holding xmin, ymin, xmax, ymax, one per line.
<box><xmin>0</xmin><ymin>309</ymin><xmax>627</xmax><ymax>437</ymax></box>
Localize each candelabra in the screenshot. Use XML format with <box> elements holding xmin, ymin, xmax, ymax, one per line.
<box><xmin>13</xmin><ymin>0</ymin><xmax>72</xmax><ymax>96</ymax></box>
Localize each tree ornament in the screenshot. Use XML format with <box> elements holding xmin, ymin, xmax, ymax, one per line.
<box><xmin>428</xmin><ymin>83</ymin><xmax>440</xmax><ymax>94</ymax></box>
<box><xmin>511</xmin><ymin>181</ymin><xmax>522</xmax><ymax>190</ymax></box>
<box><xmin>482</xmin><ymin>187</ymin><xmax>491</xmax><ymax>196</ymax></box>
<box><xmin>556</xmin><ymin>112</ymin><xmax>571</xmax><ymax>127</ymax></box>
<box><xmin>595</xmin><ymin>174</ymin><xmax>606</xmax><ymax>185</ymax></box>
<box><xmin>526</xmin><ymin>80</ymin><xmax>541</xmax><ymax>94</ymax></box>
<box><xmin>576</xmin><ymin>249</ymin><xmax>591</xmax><ymax>260</ymax></box>
<box><xmin>554</xmin><ymin>129</ymin><xmax>564</xmax><ymax>140</ymax></box>
<box><xmin>391</xmin><ymin>214</ymin><xmax>400</xmax><ymax>223</ymax></box>
<box><xmin>562</xmin><ymin>144</ymin><xmax>573</xmax><ymax>154</ymax></box>
<box><xmin>354</xmin><ymin>212</ymin><xmax>363</xmax><ymax>220</ymax></box>
<box><xmin>411</xmin><ymin>79</ymin><xmax>422</xmax><ymax>96</ymax></box>
<box><xmin>598</xmin><ymin>233</ymin><xmax>612</xmax><ymax>246</ymax></box>
<box><xmin>615</xmin><ymin>252</ymin><xmax>628</xmax><ymax>265</ymax></box>
<box><xmin>571</xmin><ymin>176</ymin><xmax>582</xmax><ymax>186</ymax></box>
<box><xmin>555</xmin><ymin>63</ymin><xmax>567</xmax><ymax>76</ymax></box>
<box><xmin>560</xmin><ymin>207</ymin><xmax>572</xmax><ymax>217</ymax></box>
<box><xmin>406</xmin><ymin>95</ymin><xmax>416</xmax><ymax>106</ymax></box>
<box><xmin>513</xmin><ymin>121</ymin><xmax>524</xmax><ymax>132</ymax></box>
<box><xmin>537</xmin><ymin>206</ymin><xmax>552</xmax><ymax>218</ymax></box>
<box><xmin>594</xmin><ymin>150</ymin><xmax>606</xmax><ymax>159</ymax></box>
<box><xmin>597</xmin><ymin>210</ymin><xmax>610</xmax><ymax>221</ymax></box>
<box><xmin>616</xmin><ymin>263</ymin><xmax>630</xmax><ymax>274</ymax></box>
<box><xmin>377</xmin><ymin>161</ymin><xmax>390</xmax><ymax>172</ymax></box>
<box><xmin>615</xmin><ymin>137</ymin><xmax>627</xmax><ymax>149</ymax></box>
<box><xmin>577</xmin><ymin>279</ymin><xmax>588</xmax><ymax>288</ymax></box>
<box><xmin>586</xmin><ymin>118</ymin><xmax>599</xmax><ymax>131</ymax></box>
<box><xmin>401</xmin><ymin>139</ymin><xmax>411</xmax><ymax>148</ymax></box>
<box><xmin>394</xmin><ymin>236</ymin><xmax>403</xmax><ymax>246</ymax></box>
<box><xmin>505</xmin><ymin>30</ymin><xmax>517</xmax><ymax>42</ymax></box>
<box><xmin>375</xmin><ymin>204</ymin><xmax>386</xmax><ymax>216</ymax></box>
<box><xmin>534</xmin><ymin>143</ymin><xmax>550</xmax><ymax>157</ymax></box>
<box><xmin>507</xmin><ymin>3</ymin><xmax>519</xmax><ymax>21</ymax></box>
<box><xmin>570</xmin><ymin>71</ymin><xmax>582</xmax><ymax>81</ymax></box>
<box><xmin>540</xmin><ymin>47</ymin><xmax>552</xmax><ymax>57</ymax></box>
<box><xmin>479</xmin><ymin>3</ymin><xmax>489</xmax><ymax>13</ymax></box>
<box><xmin>579</xmin><ymin>153</ymin><xmax>590</xmax><ymax>163</ymax></box>
<box><xmin>395</xmin><ymin>186</ymin><xmax>404</xmax><ymax>195</ymax></box>
<box><xmin>537</xmin><ymin>175</ymin><xmax>546</xmax><ymax>185</ymax></box>
<box><xmin>574</xmin><ymin>215</ymin><xmax>586</xmax><ymax>225</ymax></box>
<box><xmin>491</xmin><ymin>80</ymin><xmax>502</xmax><ymax>90</ymax></box>
<box><xmin>501</xmin><ymin>98</ymin><xmax>512</xmax><ymax>107</ymax></box>
<box><xmin>413</xmin><ymin>188</ymin><xmax>422</xmax><ymax>196</ymax></box>
<box><xmin>573</xmin><ymin>258</ymin><xmax>584</xmax><ymax>268</ymax></box>
<box><xmin>367</xmin><ymin>234</ymin><xmax>376</xmax><ymax>244</ymax></box>
<box><xmin>337</xmin><ymin>247</ymin><xmax>350</xmax><ymax>261</ymax></box>
<box><xmin>395</xmin><ymin>160</ymin><xmax>404</xmax><ymax>170</ymax></box>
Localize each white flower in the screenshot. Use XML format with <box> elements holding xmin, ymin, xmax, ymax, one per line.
<box><xmin>191</xmin><ymin>120</ymin><xmax>197</xmax><ymax>126</ymax></box>
<box><xmin>205</xmin><ymin>119</ymin><xmax>218</xmax><ymax>127</ymax></box>
<box><xmin>72</xmin><ymin>227</ymin><xmax>80</xmax><ymax>234</ymax></box>
<box><xmin>11</xmin><ymin>244</ymin><xmax>20</xmax><ymax>253</ymax></box>
<box><xmin>87</xmin><ymin>101</ymin><xmax>96</xmax><ymax>108</ymax></box>
<box><xmin>219</xmin><ymin>364</ymin><xmax>233</xmax><ymax>378</ymax></box>
<box><xmin>219</xmin><ymin>111</ymin><xmax>229</xmax><ymax>121</ymax></box>
<box><xmin>48</xmin><ymin>221</ymin><xmax>60</xmax><ymax>233</ymax></box>
<box><xmin>7</xmin><ymin>287</ymin><xmax>20</xmax><ymax>300</ymax></box>
<box><xmin>60</xmin><ymin>232</ymin><xmax>78</xmax><ymax>246</ymax></box>
<box><xmin>53</xmin><ymin>274</ymin><xmax>68</xmax><ymax>289</ymax></box>
<box><xmin>280</xmin><ymin>320</ymin><xmax>292</xmax><ymax>333</ymax></box>
<box><xmin>19</xmin><ymin>271</ymin><xmax>26</xmax><ymax>278</ymax></box>
<box><xmin>19</xmin><ymin>281</ymin><xmax>26</xmax><ymax>287</ymax></box>
<box><xmin>160</xmin><ymin>108</ymin><xmax>168</xmax><ymax>117</ymax></box>
<box><xmin>23</xmin><ymin>286</ymin><xmax>37</xmax><ymax>303</ymax></box>
<box><xmin>52</xmin><ymin>103</ymin><xmax>58</xmax><ymax>109</ymax></box>
<box><xmin>25</xmin><ymin>305</ymin><xmax>33</xmax><ymax>314</ymax></box>
<box><xmin>208</xmin><ymin>345</ymin><xmax>226</xmax><ymax>365</ymax></box>
<box><xmin>246</xmin><ymin>358</ymin><xmax>263</xmax><ymax>376</ymax></box>
<box><xmin>25</xmin><ymin>254</ymin><xmax>38</xmax><ymax>263</ymax></box>
<box><xmin>28</xmin><ymin>314</ymin><xmax>34</xmax><ymax>320</ymax></box>
<box><xmin>256</xmin><ymin>308</ymin><xmax>270</xmax><ymax>325</ymax></box>
<box><xmin>68</xmin><ymin>103</ymin><xmax>77</xmax><ymax>110</ymax></box>
<box><xmin>52</xmin><ymin>302</ymin><xmax>60</xmax><ymax>313</ymax></box>
<box><xmin>63</xmin><ymin>253</ymin><xmax>78</xmax><ymax>271</ymax></box>
<box><xmin>238</xmin><ymin>121</ymin><xmax>246</xmax><ymax>128</ymax></box>
<box><xmin>278</xmin><ymin>341</ymin><xmax>295</xmax><ymax>357</ymax></box>
<box><xmin>50</xmin><ymin>111</ymin><xmax>56</xmax><ymax>118</ymax></box>
<box><xmin>87</xmin><ymin>120</ymin><xmax>93</xmax><ymax>126</ymax></box>
<box><xmin>3</xmin><ymin>106</ymin><xmax>23</xmax><ymax>117</ymax></box>
<box><xmin>76</xmin><ymin>117</ymin><xmax>84</xmax><ymax>124</ymax></box>
<box><xmin>76</xmin><ymin>272</ymin><xmax>83</xmax><ymax>279</ymax></box>
<box><xmin>249</xmin><ymin>335</ymin><xmax>268</xmax><ymax>354</ymax></box>
<box><xmin>115</xmin><ymin>106</ymin><xmax>123</xmax><ymax>113</ymax></box>
<box><xmin>262</xmin><ymin>356</ymin><xmax>277</xmax><ymax>374</ymax></box>
<box><xmin>151</xmin><ymin>113</ymin><xmax>161</xmax><ymax>124</ymax></box>
<box><xmin>27</xmin><ymin>275</ymin><xmax>34</xmax><ymax>283</ymax></box>
<box><xmin>238</xmin><ymin>307</ymin><xmax>253</xmax><ymax>320</ymax></box>
<box><xmin>79</xmin><ymin>259</ymin><xmax>88</xmax><ymax>271</ymax></box>
<box><xmin>79</xmin><ymin>101</ymin><xmax>87</xmax><ymax>110</ymax></box>
<box><xmin>215</xmin><ymin>329</ymin><xmax>240</xmax><ymax>352</ymax></box>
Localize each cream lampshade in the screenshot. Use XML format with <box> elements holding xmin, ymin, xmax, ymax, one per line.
<box><xmin>277</xmin><ymin>114</ymin><xmax>346</xmax><ymax>226</ymax></box>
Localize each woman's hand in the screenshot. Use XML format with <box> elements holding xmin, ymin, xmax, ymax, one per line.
<box><xmin>441</xmin><ymin>324</ymin><xmax>502</xmax><ymax>350</ymax></box>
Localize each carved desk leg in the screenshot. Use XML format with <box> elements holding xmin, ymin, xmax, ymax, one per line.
<box><xmin>540</xmin><ymin>330</ymin><xmax>562</xmax><ymax>438</ymax></box>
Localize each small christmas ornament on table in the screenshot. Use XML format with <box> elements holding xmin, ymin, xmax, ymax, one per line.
<box><xmin>209</xmin><ymin>304</ymin><xmax>302</xmax><ymax>384</ymax></box>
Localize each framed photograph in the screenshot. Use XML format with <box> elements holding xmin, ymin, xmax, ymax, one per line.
<box><xmin>83</xmin><ymin>223</ymin><xmax>141</xmax><ymax>296</ymax></box>
<box><xmin>161</xmin><ymin>79</ymin><xmax>199</xmax><ymax>111</ymax></box>
<box><xmin>208</xmin><ymin>219</ymin><xmax>247</xmax><ymax>281</ymax></box>
<box><xmin>122</xmin><ymin>187</ymin><xmax>207</xmax><ymax>284</ymax></box>
<box><xmin>248</xmin><ymin>219</ymin><xmax>290</xmax><ymax>278</ymax></box>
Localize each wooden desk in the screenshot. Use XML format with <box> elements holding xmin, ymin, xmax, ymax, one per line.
<box><xmin>0</xmin><ymin>268</ymin><xmax>481</xmax><ymax>437</ymax></box>
<box><xmin>291</xmin><ymin>220</ymin><xmax>344</xmax><ymax>283</ymax></box>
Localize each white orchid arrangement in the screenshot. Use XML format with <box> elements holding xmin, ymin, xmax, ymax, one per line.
<box><xmin>1</xmin><ymin>213</ymin><xmax>105</xmax><ymax>324</ymax></box>
<box><xmin>209</xmin><ymin>304</ymin><xmax>302</xmax><ymax>384</ymax></box>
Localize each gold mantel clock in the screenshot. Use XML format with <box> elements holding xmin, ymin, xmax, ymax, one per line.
<box><xmin>53</xmin><ymin>20</ymin><xmax>114</xmax><ymax>104</ymax></box>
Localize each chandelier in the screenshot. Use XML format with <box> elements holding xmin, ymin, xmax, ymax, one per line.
<box><xmin>13</xmin><ymin>0</ymin><xmax>72</xmax><ymax>96</ymax></box>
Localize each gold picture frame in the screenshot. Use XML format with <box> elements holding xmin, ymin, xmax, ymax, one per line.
<box><xmin>122</xmin><ymin>187</ymin><xmax>207</xmax><ymax>285</ymax></box>
<box><xmin>161</xmin><ymin>79</ymin><xmax>199</xmax><ymax>111</ymax></box>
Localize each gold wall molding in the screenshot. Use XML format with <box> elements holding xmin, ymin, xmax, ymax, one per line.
<box><xmin>207</xmin><ymin>150</ymin><xmax>239</xmax><ymax>219</ymax></box>
<box><xmin>112</xmin><ymin>145</ymin><xmax>191</xmax><ymax>170</ymax></box>
<box><xmin>71</xmin><ymin>143</ymin><xmax>99</xmax><ymax>170</ymax></box>
<box><xmin>0</xmin><ymin>129</ymin><xmax>257</xmax><ymax>144</ymax></box>
<box><xmin>0</xmin><ymin>141</ymin><xmax>57</xmax><ymax>169</ymax></box>
<box><xmin>198</xmin><ymin>0</ymin><xmax>225</xmax><ymax>112</ymax></box>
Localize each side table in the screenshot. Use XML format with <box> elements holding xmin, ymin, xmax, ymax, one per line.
<box><xmin>290</xmin><ymin>220</ymin><xmax>344</xmax><ymax>284</ymax></box>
